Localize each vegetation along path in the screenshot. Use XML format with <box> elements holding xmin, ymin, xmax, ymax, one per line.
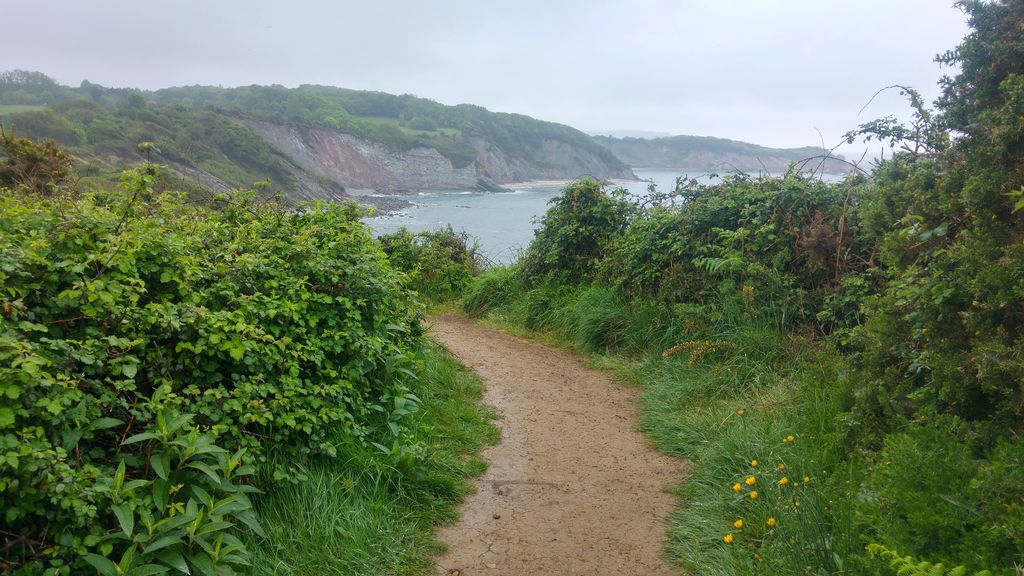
<box><xmin>429</xmin><ymin>313</ymin><xmax>686</xmax><ymax>575</ymax></box>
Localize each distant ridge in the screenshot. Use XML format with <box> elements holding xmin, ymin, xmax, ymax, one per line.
<box><xmin>589</xmin><ymin>129</ymin><xmax>672</xmax><ymax>139</ymax></box>
<box><xmin>594</xmin><ymin>133</ymin><xmax>851</xmax><ymax>175</ymax></box>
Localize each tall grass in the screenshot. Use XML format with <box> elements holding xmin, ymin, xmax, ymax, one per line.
<box><xmin>463</xmin><ymin>270</ymin><xmax>868</xmax><ymax>574</ymax></box>
<box><xmin>463</xmin><ymin>260</ymin><xmax>1019</xmax><ymax>574</ymax></box>
<box><xmin>247</xmin><ymin>344</ymin><xmax>498</xmax><ymax>575</ymax></box>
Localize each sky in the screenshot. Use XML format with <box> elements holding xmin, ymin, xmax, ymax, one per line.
<box><xmin>3</xmin><ymin>1</ymin><xmax>970</xmax><ymax>153</ymax></box>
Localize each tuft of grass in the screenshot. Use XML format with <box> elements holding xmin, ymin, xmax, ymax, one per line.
<box><xmin>247</xmin><ymin>344</ymin><xmax>498</xmax><ymax>575</ymax></box>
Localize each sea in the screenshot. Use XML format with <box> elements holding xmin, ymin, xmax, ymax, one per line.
<box><xmin>364</xmin><ymin>169</ymin><xmax>825</xmax><ymax>265</ymax></box>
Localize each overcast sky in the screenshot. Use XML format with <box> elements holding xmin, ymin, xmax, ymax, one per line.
<box><xmin>3</xmin><ymin>1</ymin><xmax>969</xmax><ymax>152</ymax></box>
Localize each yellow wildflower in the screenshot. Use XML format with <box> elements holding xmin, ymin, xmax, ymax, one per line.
<box><xmin>777</xmin><ymin>463</ymin><xmax>786</xmax><ymax>470</ymax></box>
<box><xmin>767</xmin><ymin>517</ymin><xmax>777</xmax><ymax>527</ymax></box>
<box><xmin>779</xmin><ymin>477</ymin><xmax>789</xmax><ymax>486</ymax></box>
<box><xmin>785</xmin><ymin>434</ymin><xmax>795</xmax><ymax>443</ymax></box>
<box><xmin>751</xmin><ymin>459</ymin><xmax>759</xmax><ymax>467</ymax></box>
<box><xmin>732</xmin><ymin>482</ymin><xmax>742</xmax><ymax>493</ymax></box>
<box><xmin>737</xmin><ymin>408</ymin><xmax>745</xmax><ymax>416</ymax></box>
<box><xmin>750</xmin><ymin>491</ymin><xmax>758</xmax><ymax>499</ymax></box>
<box><xmin>733</xmin><ymin>519</ymin><xmax>744</xmax><ymax>529</ymax></box>
<box><xmin>723</xmin><ymin>533</ymin><xmax>734</xmax><ymax>544</ymax></box>
<box><xmin>745</xmin><ymin>476</ymin><xmax>757</xmax><ymax>486</ymax></box>
<box><xmin>803</xmin><ymin>476</ymin><xmax>810</xmax><ymax>483</ymax></box>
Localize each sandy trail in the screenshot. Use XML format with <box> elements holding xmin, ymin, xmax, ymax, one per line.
<box><xmin>429</xmin><ymin>313</ymin><xmax>686</xmax><ymax>576</ymax></box>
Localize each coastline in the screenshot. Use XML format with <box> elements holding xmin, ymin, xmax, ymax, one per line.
<box><xmin>502</xmin><ymin>176</ymin><xmax>641</xmax><ymax>189</ymax></box>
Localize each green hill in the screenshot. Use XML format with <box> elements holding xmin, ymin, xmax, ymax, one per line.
<box><xmin>0</xmin><ymin>71</ymin><xmax>633</xmax><ymax>203</ymax></box>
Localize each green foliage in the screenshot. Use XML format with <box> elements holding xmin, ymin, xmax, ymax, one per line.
<box><xmin>404</xmin><ymin>115</ymin><xmax>438</xmax><ymax>132</ymax></box>
<box><xmin>461</xmin><ymin>4</ymin><xmax>1024</xmax><ymax>572</ymax></box>
<box><xmin>0</xmin><ymin>162</ymin><xmax>428</xmax><ymax>573</ymax></box>
<box><xmin>379</xmin><ymin>226</ymin><xmax>483</xmax><ymax>302</ymax></box>
<box><xmin>849</xmin><ymin>0</ymin><xmax>1024</xmax><ymax>446</ymax></box>
<box><xmin>601</xmin><ymin>171</ymin><xmax>869</xmax><ymax>329</ymax></box>
<box><xmin>246</xmin><ymin>344</ymin><xmax>497</xmax><ymax>575</ymax></box>
<box><xmin>514</xmin><ymin>170</ymin><xmax>871</xmax><ymax>333</ymax></box>
<box><xmin>867</xmin><ymin>544</ymin><xmax>993</xmax><ymax>576</ymax></box>
<box><xmin>856</xmin><ymin>424</ymin><xmax>1024</xmax><ymax>570</ymax></box>
<box><xmin>0</xmin><ymin>71</ymin><xmax>75</xmax><ymax>106</ymax></box>
<box><xmin>522</xmin><ymin>178</ymin><xmax>636</xmax><ymax>283</ymax></box>
<box><xmin>147</xmin><ymin>84</ymin><xmax>623</xmax><ymax>166</ymax></box>
<box><xmin>0</xmin><ymin>109</ymin><xmax>83</xmax><ymax>145</ymax></box>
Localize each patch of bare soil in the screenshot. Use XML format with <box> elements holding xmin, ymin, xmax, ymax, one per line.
<box><xmin>429</xmin><ymin>313</ymin><xmax>686</xmax><ymax>575</ymax></box>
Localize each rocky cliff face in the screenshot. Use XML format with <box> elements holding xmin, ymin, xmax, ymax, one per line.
<box><xmin>246</xmin><ymin>121</ymin><xmax>634</xmax><ymax>194</ymax></box>
<box><xmin>248</xmin><ymin>122</ymin><xmax>480</xmax><ymax>192</ymax></box>
<box><xmin>470</xmin><ymin>138</ymin><xmax>636</xmax><ymax>183</ymax></box>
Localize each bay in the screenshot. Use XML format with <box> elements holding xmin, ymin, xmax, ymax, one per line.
<box><xmin>365</xmin><ymin>170</ymin><xmax>702</xmax><ymax>264</ymax></box>
<box><xmin>365</xmin><ymin>169</ymin><xmax>841</xmax><ymax>265</ymax></box>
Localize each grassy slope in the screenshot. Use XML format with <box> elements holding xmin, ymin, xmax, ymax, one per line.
<box><xmin>0</xmin><ymin>103</ymin><xmax>303</xmax><ymax>195</ymax></box>
<box><xmin>248</xmin><ymin>343</ymin><xmax>498</xmax><ymax>575</ymax></box>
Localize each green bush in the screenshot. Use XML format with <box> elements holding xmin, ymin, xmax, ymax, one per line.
<box><xmin>522</xmin><ymin>178</ymin><xmax>635</xmax><ymax>283</ymax></box>
<box><xmin>379</xmin><ymin>226</ymin><xmax>482</xmax><ymax>302</ymax></box>
<box><xmin>601</xmin><ymin>171</ymin><xmax>871</xmax><ymax>330</ymax></box>
<box><xmin>1</xmin><ymin>164</ymin><xmax>425</xmax><ymax>574</ymax></box>
<box><xmin>860</xmin><ymin>419</ymin><xmax>980</xmax><ymax>564</ymax></box>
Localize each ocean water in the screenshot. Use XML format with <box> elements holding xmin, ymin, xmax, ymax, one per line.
<box><xmin>364</xmin><ymin>170</ymin><xmax>750</xmax><ymax>264</ymax></box>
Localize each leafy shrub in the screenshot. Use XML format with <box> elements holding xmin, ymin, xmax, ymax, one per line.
<box><xmin>1</xmin><ymin>163</ymin><xmax>424</xmax><ymax>573</ymax></box>
<box><xmin>522</xmin><ymin>178</ymin><xmax>635</xmax><ymax>283</ymax></box>
<box><xmin>600</xmin><ymin>171</ymin><xmax>871</xmax><ymax>330</ymax></box>
<box><xmin>379</xmin><ymin>226</ymin><xmax>482</xmax><ymax>301</ymax></box>
<box><xmin>867</xmin><ymin>544</ymin><xmax>993</xmax><ymax>576</ymax></box>
<box><xmin>847</xmin><ymin>0</ymin><xmax>1024</xmax><ymax>437</ymax></box>
<box><xmin>857</xmin><ymin>429</ymin><xmax>1024</xmax><ymax>571</ymax></box>
<box><xmin>860</xmin><ymin>419</ymin><xmax>982</xmax><ymax>565</ymax></box>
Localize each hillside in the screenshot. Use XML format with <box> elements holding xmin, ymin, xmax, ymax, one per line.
<box><xmin>0</xmin><ymin>71</ymin><xmax>634</xmax><ymax>205</ymax></box>
<box><xmin>594</xmin><ymin>133</ymin><xmax>852</xmax><ymax>175</ymax></box>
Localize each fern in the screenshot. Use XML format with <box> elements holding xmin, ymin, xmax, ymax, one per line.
<box><xmin>867</xmin><ymin>544</ymin><xmax>993</xmax><ymax>576</ymax></box>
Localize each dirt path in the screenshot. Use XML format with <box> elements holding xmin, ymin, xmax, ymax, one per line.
<box><xmin>429</xmin><ymin>313</ymin><xmax>686</xmax><ymax>576</ymax></box>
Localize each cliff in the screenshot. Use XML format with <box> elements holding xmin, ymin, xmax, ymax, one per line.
<box><xmin>245</xmin><ymin>121</ymin><xmax>633</xmax><ymax>194</ymax></box>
